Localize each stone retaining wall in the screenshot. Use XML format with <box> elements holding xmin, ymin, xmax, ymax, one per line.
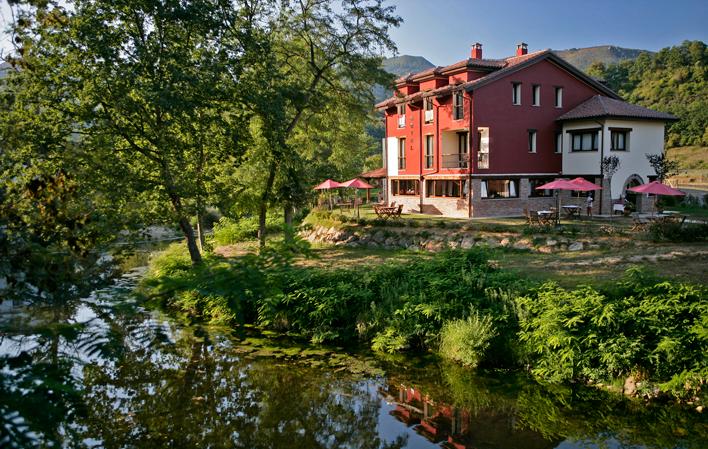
<box><xmin>301</xmin><ymin>224</ymin><xmax>619</xmax><ymax>254</ymax></box>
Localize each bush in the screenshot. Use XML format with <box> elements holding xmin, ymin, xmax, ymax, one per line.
<box><xmin>439</xmin><ymin>311</ymin><xmax>497</xmax><ymax>368</ymax></box>
<box><xmin>647</xmin><ymin>220</ymin><xmax>708</xmax><ymax>242</ymax></box>
<box><xmin>517</xmin><ymin>268</ymin><xmax>708</xmax><ymax>398</ymax></box>
<box><xmin>212</xmin><ymin>215</ymin><xmax>284</xmax><ymax>246</ymax></box>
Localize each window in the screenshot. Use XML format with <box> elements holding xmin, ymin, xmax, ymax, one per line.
<box><xmin>424</xmin><ymin>98</ymin><xmax>434</xmax><ymax>123</ymax></box>
<box><xmin>398</xmin><ymin>138</ymin><xmax>406</xmax><ymax>169</ymax></box>
<box><xmin>477</xmin><ymin>127</ymin><xmax>489</xmax><ymax>169</ymax></box>
<box><xmin>391</xmin><ymin>179</ymin><xmax>419</xmax><ymax>196</ymax></box>
<box><xmin>512</xmin><ymin>82</ymin><xmax>521</xmax><ymax>105</ymax></box>
<box><xmin>554</xmin><ymin>87</ymin><xmax>563</xmax><ymax>108</ymax></box>
<box><xmin>424</xmin><ymin>135</ymin><xmax>434</xmax><ymax>169</ymax></box>
<box><xmin>397</xmin><ymin>104</ymin><xmax>406</xmax><ymax>128</ymax></box>
<box><xmin>610</xmin><ymin>129</ymin><xmax>629</xmax><ymax>151</ymax></box>
<box><xmin>555</xmin><ymin>132</ymin><xmax>563</xmax><ymax>153</ymax></box>
<box><xmin>528</xmin><ymin>129</ymin><xmax>537</xmax><ymax>153</ymax></box>
<box><xmin>453</xmin><ymin>92</ymin><xmax>464</xmax><ymax>120</ymax></box>
<box><xmin>457</xmin><ymin>132</ymin><xmax>468</xmax><ymax>168</ymax></box>
<box><xmin>529</xmin><ymin>178</ymin><xmax>555</xmax><ymax>197</ymax></box>
<box><xmin>425</xmin><ymin>179</ymin><xmax>467</xmax><ymax>198</ymax></box>
<box><xmin>570</xmin><ymin>129</ymin><xmax>599</xmax><ymax>151</ymax></box>
<box><xmin>481</xmin><ymin>179</ymin><xmax>519</xmax><ymax>199</ymax></box>
<box><xmin>532</xmin><ymin>85</ymin><xmax>540</xmax><ymax>106</ymax></box>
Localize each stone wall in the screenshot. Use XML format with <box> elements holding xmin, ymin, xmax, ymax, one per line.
<box><xmin>301</xmin><ymin>223</ymin><xmax>616</xmax><ymax>254</ymax></box>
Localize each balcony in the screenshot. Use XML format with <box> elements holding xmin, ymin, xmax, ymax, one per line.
<box><xmin>442</xmin><ymin>153</ymin><xmax>468</xmax><ymax>169</ymax></box>
<box><xmin>398</xmin><ymin>115</ymin><xmax>406</xmax><ymax>128</ymax></box>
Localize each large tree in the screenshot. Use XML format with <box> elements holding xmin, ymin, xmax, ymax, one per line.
<box><xmin>229</xmin><ymin>0</ymin><xmax>400</xmax><ymax>247</ymax></box>
<box><xmin>6</xmin><ymin>0</ymin><xmax>250</xmax><ymax>265</ymax></box>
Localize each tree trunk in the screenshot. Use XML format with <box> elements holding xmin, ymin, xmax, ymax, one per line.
<box><xmin>196</xmin><ymin>216</ymin><xmax>204</xmax><ymax>253</ymax></box>
<box><xmin>178</xmin><ymin>215</ymin><xmax>203</xmax><ymax>265</ymax></box>
<box><xmin>284</xmin><ymin>203</ymin><xmax>294</xmax><ymax>243</ymax></box>
<box><xmin>258</xmin><ymin>159</ymin><xmax>278</xmax><ymax>249</ymax></box>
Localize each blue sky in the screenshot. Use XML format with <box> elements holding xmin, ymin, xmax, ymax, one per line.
<box><xmin>2</xmin><ymin>0</ymin><xmax>707</xmax><ymax>62</ymax></box>
<box><xmin>387</xmin><ymin>0</ymin><xmax>708</xmax><ymax>64</ymax></box>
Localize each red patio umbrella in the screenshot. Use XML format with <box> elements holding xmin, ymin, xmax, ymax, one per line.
<box><xmin>341</xmin><ymin>178</ymin><xmax>374</xmax><ymax>218</ymax></box>
<box><xmin>627</xmin><ymin>181</ymin><xmax>685</xmax><ymax>214</ymax></box>
<box><xmin>535</xmin><ymin>178</ymin><xmax>601</xmax><ymax>224</ymax></box>
<box><xmin>313</xmin><ymin>179</ymin><xmax>342</xmax><ymax>210</ymax></box>
<box><xmin>568</xmin><ymin>177</ymin><xmax>603</xmax><ymax>191</ymax></box>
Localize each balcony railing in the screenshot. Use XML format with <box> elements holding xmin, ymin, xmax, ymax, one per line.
<box><xmin>398</xmin><ymin>115</ymin><xmax>406</xmax><ymax>128</ymax></box>
<box><xmin>442</xmin><ymin>153</ymin><xmax>468</xmax><ymax>169</ymax></box>
<box><xmin>477</xmin><ymin>153</ymin><xmax>489</xmax><ymax>169</ymax></box>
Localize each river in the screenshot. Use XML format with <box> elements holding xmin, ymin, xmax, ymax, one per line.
<box><xmin>1</xmin><ymin>265</ymin><xmax>706</xmax><ymax>449</ymax></box>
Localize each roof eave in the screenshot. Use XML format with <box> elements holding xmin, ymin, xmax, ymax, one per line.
<box><xmin>556</xmin><ymin>114</ymin><xmax>679</xmax><ymax>122</ymax></box>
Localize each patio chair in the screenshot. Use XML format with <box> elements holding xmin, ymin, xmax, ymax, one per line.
<box><xmin>528</xmin><ymin>210</ymin><xmax>541</xmax><ymax>225</ymax></box>
<box><xmin>392</xmin><ymin>204</ymin><xmax>403</xmax><ymax>218</ymax></box>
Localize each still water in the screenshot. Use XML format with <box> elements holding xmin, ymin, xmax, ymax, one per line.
<box><xmin>1</xmin><ymin>267</ymin><xmax>706</xmax><ymax>449</ymax></box>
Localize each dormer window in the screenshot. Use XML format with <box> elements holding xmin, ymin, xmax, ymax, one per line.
<box><xmin>397</xmin><ymin>104</ymin><xmax>406</xmax><ymax>128</ymax></box>
<box><xmin>512</xmin><ymin>82</ymin><xmax>521</xmax><ymax>105</ymax></box>
<box><xmin>424</xmin><ymin>98</ymin><xmax>434</xmax><ymax>123</ymax></box>
<box><xmin>453</xmin><ymin>92</ymin><xmax>464</xmax><ymax>120</ymax></box>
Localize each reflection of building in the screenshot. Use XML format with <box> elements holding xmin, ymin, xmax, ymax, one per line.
<box><xmin>380</xmin><ymin>383</ymin><xmax>557</xmax><ymax>449</ymax></box>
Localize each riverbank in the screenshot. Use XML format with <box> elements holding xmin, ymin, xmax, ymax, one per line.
<box><xmin>142</xmin><ymin>239</ymin><xmax>708</xmax><ymax>407</ymax></box>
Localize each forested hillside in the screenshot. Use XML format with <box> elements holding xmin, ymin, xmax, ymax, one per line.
<box><xmin>554</xmin><ymin>45</ymin><xmax>650</xmax><ymax>71</ymax></box>
<box><xmin>588</xmin><ymin>40</ymin><xmax>707</xmax><ymax>147</ymax></box>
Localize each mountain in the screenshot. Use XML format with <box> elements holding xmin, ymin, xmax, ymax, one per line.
<box><xmin>374</xmin><ymin>55</ymin><xmax>435</xmax><ymax>103</ymax></box>
<box><xmin>382</xmin><ymin>55</ymin><xmax>435</xmax><ymax>77</ymax></box>
<box><xmin>553</xmin><ymin>45</ymin><xmax>652</xmax><ymax>71</ymax></box>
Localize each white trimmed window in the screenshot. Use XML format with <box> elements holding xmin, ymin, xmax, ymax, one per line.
<box><xmin>554</xmin><ymin>87</ymin><xmax>563</xmax><ymax>108</ymax></box>
<box><xmin>528</xmin><ymin>129</ymin><xmax>537</xmax><ymax>153</ymax></box>
<box><xmin>424</xmin><ymin>98</ymin><xmax>434</xmax><ymax>123</ymax></box>
<box><xmin>424</xmin><ymin>134</ymin><xmax>434</xmax><ymax>169</ymax></box>
<box><xmin>512</xmin><ymin>82</ymin><xmax>521</xmax><ymax>105</ymax></box>
<box><xmin>453</xmin><ymin>92</ymin><xmax>464</xmax><ymax>120</ymax></box>
<box><xmin>532</xmin><ymin>85</ymin><xmax>540</xmax><ymax>106</ymax></box>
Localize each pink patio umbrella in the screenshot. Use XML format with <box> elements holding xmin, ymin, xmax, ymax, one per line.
<box><xmin>340</xmin><ymin>178</ymin><xmax>374</xmax><ymax>218</ymax></box>
<box><xmin>313</xmin><ymin>179</ymin><xmax>342</xmax><ymax>210</ymax></box>
<box><xmin>627</xmin><ymin>181</ymin><xmax>685</xmax><ymax>214</ymax></box>
<box><xmin>535</xmin><ymin>178</ymin><xmax>602</xmax><ymax>224</ymax></box>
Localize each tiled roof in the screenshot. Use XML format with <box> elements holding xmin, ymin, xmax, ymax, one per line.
<box><xmin>557</xmin><ymin>95</ymin><xmax>678</xmax><ymax>121</ymax></box>
<box><xmin>376</xmin><ymin>49</ymin><xmax>623</xmax><ymax>110</ymax></box>
<box><xmin>360</xmin><ymin>167</ymin><xmax>387</xmax><ymax>178</ymax></box>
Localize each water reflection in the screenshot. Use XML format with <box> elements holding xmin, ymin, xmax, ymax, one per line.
<box><xmin>1</xmin><ymin>270</ymin><xmax>706</xmax><ymax>449</ymax></box>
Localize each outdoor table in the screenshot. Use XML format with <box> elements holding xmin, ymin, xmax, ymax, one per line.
<box><xmin>537</xmin><ymin>210</ymin><xmax>554</xmax><ymax>225</ymax></box>
<box><xmin>562</xmin><ymin>205</ymin><xmax>581</xmax><ymax>218</ymax></box>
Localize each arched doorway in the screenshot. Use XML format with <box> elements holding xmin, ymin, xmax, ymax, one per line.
<box><xmin>622</xmin><ymin>174</ymin><xmax>644</xmax><ymax>211</ymax></box>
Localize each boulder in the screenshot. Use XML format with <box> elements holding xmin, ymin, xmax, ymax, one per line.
<box><xmin>537</xmin><ymin>246</ymin><xmax>554</xmax><ymax>254</ymax></box>
<box><xmin>568</xmin><ymin>242</ymin><xmax>583</xmax><ymax>251</ymax></box>
<box><xmin>500</xmin><ymin>237</ymin><xmax>511</xmax><ymax>247</ymax></box>
<box><xmin>513</xmin><ymin>239</ymin><xmax>532</xmax><ymax>250</ymax></box>
<box><xmin>460</xmin><ymin>236</ymin><xmax>476</xmax><ymax>249</ymax></box>
<box><xmin>546</xmin><ymin>239</ymin><xmax>558</xmax><ymax>246</ymax></box>
<box><xmin>484</xmin><ymin>238</ymin><xmax>501</xmax><ymax>248</ymax></box>
<box><xmin>623</xmin><ymin>376</ymin><xmax>637</xmax><ymax>396</ymax></box>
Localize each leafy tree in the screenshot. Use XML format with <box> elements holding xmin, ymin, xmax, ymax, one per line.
<box><xmin>646</xmin><ymin>154</ymin><xmax>681</xmax><ymax>182</ymax></box>
<box><xmin>228</xmin><ymin>0</ymin><xmax>400</xmax><ymax>247</ymax></box>
<box><xmin>589</xmin><ymin>41</ymin><xmax>708</xmax><ymax>147</ymax></box>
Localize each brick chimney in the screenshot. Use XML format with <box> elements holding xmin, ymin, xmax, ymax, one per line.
<box><xmin>471</xmin><ymin>42</ymin><xmax>483</xmax><ymax>59</ymax></box>
<box><xmin>516</xmin><ymin>42</ymin><xmax>528</xmax><ymax>56</ymax></box>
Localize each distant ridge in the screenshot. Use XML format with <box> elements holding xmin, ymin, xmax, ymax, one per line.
<box><xmin>374</xmin><ymin>55</ymin><xmax>435</xmax><ymax>103</ymax></box>
<box><xmin>553</xmin><ymin>45</ymin><xmax>652</xmax><ymax>71</ymax></box>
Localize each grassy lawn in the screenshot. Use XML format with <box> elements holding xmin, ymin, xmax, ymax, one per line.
<box><xmin>214</xmin><ymin>237</ymin><xmax>708</xmax><ymax>288</ymax></box>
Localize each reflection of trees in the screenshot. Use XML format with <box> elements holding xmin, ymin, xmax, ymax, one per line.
<box><xmin>79</xmin><ymin>326</ymin><xmax>406</xmax><ymax>449</ymax></box>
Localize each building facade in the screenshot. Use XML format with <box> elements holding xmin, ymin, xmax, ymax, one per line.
<box><xmin>376</xmin><ymin>43</ymin><xmax>676</xmax><ymax>217</ymax></box>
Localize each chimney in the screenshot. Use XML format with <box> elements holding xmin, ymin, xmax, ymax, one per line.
<box><xmin>516</xmin><ymin>42</ymin><xmax>528</xmax><ymax>56</ymax></box>
<box><xmin>471</xmin><ymin>42</ymin><xmax>483</xmax><ymax>59</ymax></box>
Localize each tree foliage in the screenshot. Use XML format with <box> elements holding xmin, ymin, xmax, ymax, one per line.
<box><xmin>588</xmin><ymin>40</ymin><xmax>708</xmax><ymax>146</ymax></box>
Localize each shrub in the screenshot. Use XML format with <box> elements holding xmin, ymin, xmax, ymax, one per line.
<box><xmin>517</xmin><ymin>269</ymin><xmax>708</xmax><ymax>397</ymax></box>
<box><xmin>647</xmin><ymin>220</ymin><xmax>708</xmax><ymax>242</ymax></box>
<box><xmin>439</xmin><ymin>311</ymin><xmax>497</xmax><ymax>368</ymax></box>
<box><xmin>212</xmin><ymin>215</ymin><xmax>284</xmax><ymax>246</ymax></box>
